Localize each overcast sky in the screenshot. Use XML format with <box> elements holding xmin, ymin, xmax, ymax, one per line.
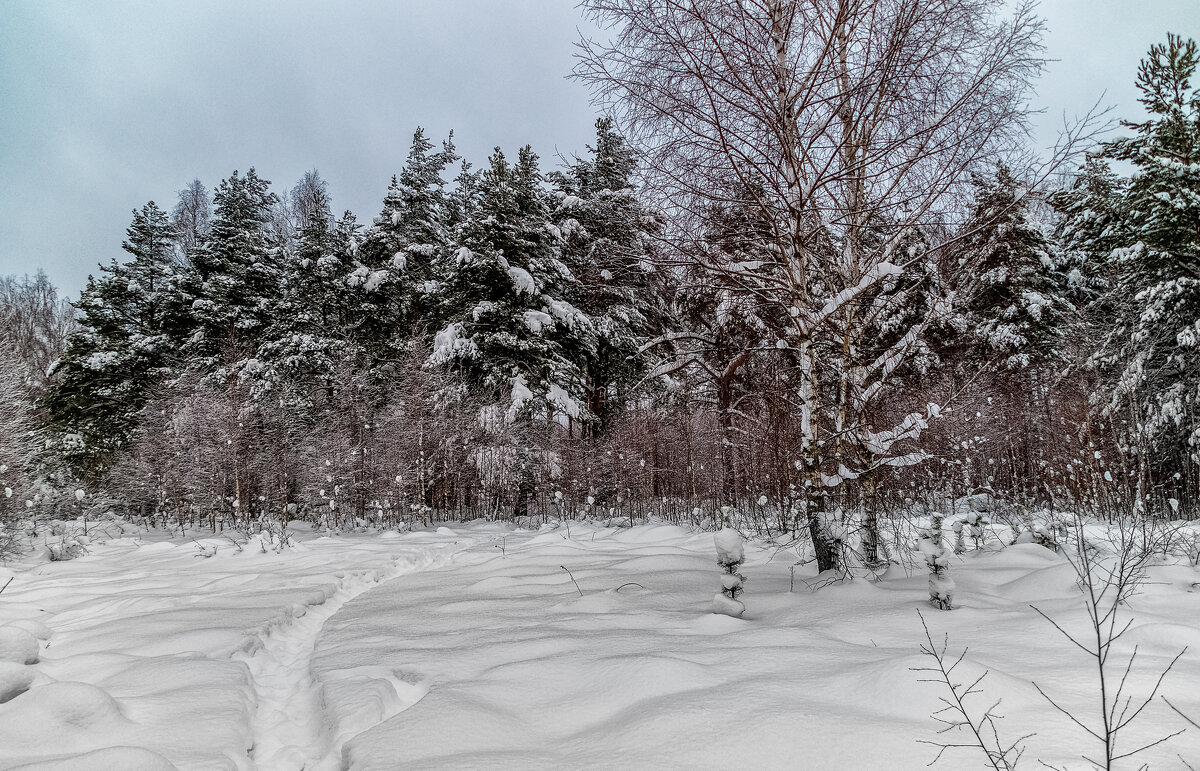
<box><xmin>1</xmin><ymin>1</ymin><xmax>1197</xmax><ymax>299</ymax></box>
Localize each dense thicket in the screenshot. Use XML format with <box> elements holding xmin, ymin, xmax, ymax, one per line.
<box><xmin>2</xmin><ymin>34</ymin><xmax>1197</xmax><ymax>543</ymax></box>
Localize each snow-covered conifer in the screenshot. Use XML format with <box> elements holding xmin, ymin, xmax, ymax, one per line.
<box><xmin>185</xmin><ymin>168</ymin><xmax>282</xmax><ymax>379</ymax></box>
<box><xmin>712</xmin><ymin>526</ymin><xmax>746</xmax><ymax>618</ymax></box>
<box><xmin>550</xmin><ymin>118</ymin><xmax>665</xmax><ymax>433</ymax></box>
<box><xmin>1102</xmin><ymin>35</ymin><xmax>1200</xmax><ymax>473</ymax></box>
<box><xmin>356</xmin><ymin>128</ymin><xmax>459</xmax><ymax>330</ymax></box>
<box><xmin>958</xmin><ymin>164</ymin><xmax>1070</xmax><ymax>369</ymax></box>
<box><xmin>43</xmin><ymin>202</ymin><xmax>188</xmax><ymax>475</ymax></box>
<box><xmin>919</xmin><ymin>506</ymin><xmax>954</xmax><ymax>610</ymax></box>
<box><xmin>953</xmin><ymin>511</ymin><xmax>990</xmax><ymax>554</ymax></box>
<box><xmin>430</xmin><ymin>146</ymin><xmax>589</xmax><ymax>422</ymax></box>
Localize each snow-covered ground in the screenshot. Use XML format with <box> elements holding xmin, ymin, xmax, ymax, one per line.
<box><xmin>1</xmin><ymin>520</ymin><xmax>1198</xmax><ymax>770</ymax></box>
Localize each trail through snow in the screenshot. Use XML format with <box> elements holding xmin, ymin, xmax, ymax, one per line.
<box><xmin>2</xmin><ymin>521</ymin><xmax>1199</xmax><ymax>769</ymax></box>
<box><xmin>241</xmin><ymin>569</ymin><xmax>383</xmax><ymax>770</ymax></box>
<box><xmin>240</xmin><ymin>544</ymin><xmax>468</xmax><ymax>771</ymax></box>
<box><xmin>0</xmin><ymin>524</ymin><xmax>499</xmax><ymax>770</ymax></box>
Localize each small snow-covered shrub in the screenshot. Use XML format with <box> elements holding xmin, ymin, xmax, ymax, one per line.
<box><xmin>713</xmin><ymin>527</ymin><xmax>746</xmax><ymax>618</ymax></box>
<box><xmin>919</xmin><ymin>512</ymin><xmax>953</xmax><ymax>610</ymax></box>
<box><xmin>0</xmin><ymin>661</ymin><xmax>33</xmax><ymax>703</ymax></box>
<box><xmin>953</xmin><ymin>512</ymin><xmax>990</xmax><ymax>554</ymax></box>
<box><xmin>47</xmin><ymin>531</ymin><xmax>87</xmax><ymax>562</ymax></box>
<box><xmin>1014</xmin><ymin>508</ymin><xmax>1069</xmax><ymax>551</ymax></box>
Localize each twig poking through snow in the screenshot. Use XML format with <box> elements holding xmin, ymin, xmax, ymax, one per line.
<box><xmin>912</xmin><ymin>610</ymin><xmax>1029</xmax><ymax>770</ymax></box>
<box><xmin>560</xmin><ymin>565</ymin><xmax>583</xmax><ymax>596</ymax></box>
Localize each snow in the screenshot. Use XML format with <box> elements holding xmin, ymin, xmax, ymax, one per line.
<box><xmin>711</xmin><ymin>592</ymin><xmax>746</xmax><ymax>618</ymax></box>
<box><xmin>713</xmin><ymin>527</ymin><xmax>745</xmax><ymax>565</ymax></box>
<box><xmin>0</xmin><ymin>527</ymin><xmax>484</xmax><ymax>770</ymax></box>
<box><xmin>0</xmin><ymin>626</ymin><xmax>40</xmax><ymax>665</ymax></box>
<box><xmin>0</xmin><ymin>521</ymin><xmax>1197</xmax><ymax>769</ymax></box>
<box><xmin>429</xmin><ymin>322</ymin><xmax>478</xmax><ymax>365</ymax></box>
<box><xmin>82</xmin><ymin>351</ymin><xmax>120</xmax><ymax>371</ymax></box>
<box><xmin>545</xmin><ymin>298</ymin><xmax>589</xmax><ymax>331</ymax></box>
<box><xmin>9</xmin><ymin>746</ymin><xmax>178</xmax><ymax>771</ymax></box>
<box><xmin>506</xmin><ymin>374</ymin><xmax>534</xmax><ymax>423</ymax></box>
<box><xmin>0</xmin><ymin>662</ymin><xmax>34</xmax><ymax>703</ymax></box>
<box><xmin>506</xmin><ymin>265</ymin><xmax>537</xmax><ymax>296</ymax></box>
<box><xmin>546</xmin><ymin>382</ymin><xmax>580</xmax><ymax>420</ymax></box>
<box><xmin>521</xmin><ymin>309</ymin><xmax>553</xmax><ymax>334</ymax></box>
<box><xmin>347</xmin><ymin>266</ymin><xmax>389</xmax><ymax>292</ymax></box>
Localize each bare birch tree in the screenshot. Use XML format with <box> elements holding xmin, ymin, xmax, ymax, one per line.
<box><xmin>577</xmin><ymin>0</ymin><xmax>1048</xmax><ymax>570</ymax></box>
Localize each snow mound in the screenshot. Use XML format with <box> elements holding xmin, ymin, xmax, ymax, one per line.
<box><xmin>9</xmin><ymin>746</ymin><xmax>177</xmax><ymax>771</ymax></box>
<box><xmin>711</xmin><ymin>593</ymin><xmax>745</xmax><ymax>618</ymax></box>
<box><xmin>0</xmin><ymin>626</ymin><xmax>40</xmax><ymax>665</ymax></box>
<box><xmin>0</xmin><ymin>682</ymin><xmax>131</xmax><ymax>754</ymax></box>
<box><xmin>7</xmin><ymin>620</ymin><xmax>53</xmax><ymax>641</ymax></box>
<box><xmin>0</xmin><ymin>662</ymin><xmax>34</xmax><ymax>703</ymax></box>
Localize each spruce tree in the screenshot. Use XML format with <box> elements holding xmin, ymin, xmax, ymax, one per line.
<box><xmin>429</xmin><ymin>146</ymin><xmax>593</xmax><ymax>516</ymax></box>
<box><xmin>257</xmin><ymin>186</ymin><xmax>350</xmax><ymax>406</ymax></box>
<box><xmin>355</xmin><ymin>128</ymin><xmax>459</xmax><ymax>331</ymax></box>
<box><xmin>44</xmin><ymin>202</ymin><xmax>188</xmax><ymax>476</ymax></box>
<box><xmin>550</xmin><ymin>118</ymin><xmax>664</xmax><ymax>433</ymax></box>
<box><xmin>186</xmin><ymin>168</ymin><xmax>282</xmax><ymax>380</ymax></box>
<box><xmin>431</xmin><ymin>146</ymin><xmax>590</xmax><ymax>419</ymax></box>
<box><xmin>1104</xmin><ymin>35</ymin><xmax>1200</xmax><ymax>458</ymax></box>
<box><xmin>959</xmin><ymin>164</ymin><xmax>1070</xmax><ymax>370</ymax></box>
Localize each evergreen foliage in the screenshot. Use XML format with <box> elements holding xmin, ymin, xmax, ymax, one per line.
<box><xmin>43</xmin><ymin>202</ymin><xmax>185</xmax><ymax>475</ymax></box>
<box><xmin>959</xmin><ymin>165</ymin><xmax>1069</xmax><ymax>369</ymax></box>
<box><xmin>550</xmin><ymin>118</ymin><xmax>664</xmax><ymax>431</ymax></box>
<box><xmin>1104</xmin><ymin>34</ymin><xmax>1200</xmax><ymax>455</ymax></box>
<box><xmin>187</xmin><ymin>168</ymin><xmax>282</xmax><ymax>379</ymax></box>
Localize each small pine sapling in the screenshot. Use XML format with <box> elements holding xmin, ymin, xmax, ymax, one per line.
<box><xmin>713</xmin><ymin>527</ymin><xmax>746</xmax><ymax>618</ymax></box>
<box><xmin>919</xmin><ymin>508</ymin><xmax>954</xmax><ymax>610</ymax></box>
<box><xmin>954</xmin><ymin>512</ymin><xmax>990</xmax><ymax>554</ymax></box>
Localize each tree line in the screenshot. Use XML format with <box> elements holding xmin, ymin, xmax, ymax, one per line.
<box><xmin>0</xmin><ymin>7</ymin><xmax>1195</xmax><ymax>571</ymax></box>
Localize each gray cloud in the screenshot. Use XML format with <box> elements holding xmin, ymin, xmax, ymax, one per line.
<box><xmin>1</xmin><ymin>0</ymin><xmax>1196</xmax><ymax>298</ymax></box>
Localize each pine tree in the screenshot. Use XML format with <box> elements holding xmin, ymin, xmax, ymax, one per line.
<box><xmin>186</xmin><ymin>168</ymin><xmax>281</xmax><ymax>379</ymax></box>
<box><xmin>959</xmin><ymin>164</ymin><xmax>1070</xmax><ymax>370</ymax></box>
<box><xmin>550</xmin><ymin>118</ymin><xmax>664</xmax><ymax>432</ymax></box>
<box><xmin>44</xmin><ymin>202</ymin><xmax>187</xmax><ymax>475</ymax></box>
<box><xmin>1104</xmin><ymin>35</ymin><xmax>1200</xmax><ymax>461</ymax></box>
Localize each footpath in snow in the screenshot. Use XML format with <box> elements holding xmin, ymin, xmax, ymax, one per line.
<box><xmin>0</xmin><ymin>524</ymin><xmax>495</xmax><ymax>770</ymax></box>
<box><xmin>1</xmin><ymin>519</ymin><xmax>1199</xmax><ymax>769</ymax></box>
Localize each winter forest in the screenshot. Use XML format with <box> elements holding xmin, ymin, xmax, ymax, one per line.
<box><xmin>2</xmin><ymin>1</ymin><xmax>1200</xmax><ymax>769</ymax></box>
